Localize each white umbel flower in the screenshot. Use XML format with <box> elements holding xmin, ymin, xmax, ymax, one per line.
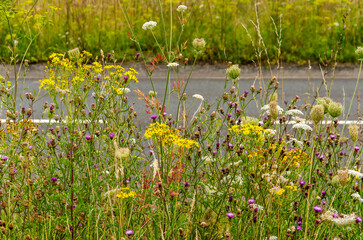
<box><xmin>285</xmin><ymin>109</ymin><xmax>304</xmax><ymax>116</ymax></box>
<box><xmin>261</xmin><ymin>104</ymin><xmax>283</xmax><ymax>115</ymax></box>
<box><xmin>331</xmin><ymin>213</ymin><xmax>357</xmax><ymax>226</ymax></box>
<box><xmin>292</xmin><ymin>122</ymin><xmax>312</xmax><ymax>131</ymax></box>
<box><xmin>264</xmin><ymin>236</ymin><xmax>278</xmax><ymax>240</ymax></box>
<box><xmin>348</xmin><ymin>170</ymin><xmax>363</xmax><ymax>179</ymax></box>
<box><xmin>167</xmin><ymin>62</ymin><xmax>179</xmax><ymax>68</ymax></box>
<box><xmin>118</xmin><ymin>88</ymin><xmax>131</xmax><ymax>94</ymax></box>
<box><xmin>193</xmin><ymin>94</ymin><xmax>204</xmax><ymax>101</ymax></box>
<box><xmin>351</xmin><ymin>192</ymin><xmax>363</xmax><ymax>203</ymax></box>
<box><xmin>142</xmin><ymin>21</ymin><xmax>157</xmax><ymax>30</ymax></box>
<box><xmin>176</xmin><ymin>5</ymin><xmax>187</xmax><ymax>12</ymax></box>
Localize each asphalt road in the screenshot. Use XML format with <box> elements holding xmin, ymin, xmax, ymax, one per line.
<box><xmin>2</xmin><ymin>64</ymin><xmax>363</xmax><ymax>127</ymax></box>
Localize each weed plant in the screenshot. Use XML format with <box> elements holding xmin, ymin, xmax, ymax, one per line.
<box><xmin>0</xmin><ymin>2</ymin><xmax>362</xmax><ymax>240</ymax></box>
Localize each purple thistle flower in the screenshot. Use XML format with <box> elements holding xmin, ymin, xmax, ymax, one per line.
<box><xmin>244</xmin><ymin>90</ymin><xmax>249</xmax><ymax>95</ymax></box>
<box><xmin>1</xmin><ymin>156</ymin><xmax>8</xmax><ymax>161</ymax></box>
<box><xmin>226</xmin><ymin>212</ymin><xmax>235</xmax><ymax>219</ymax></box>
<box><xmin>85</xmin><ymin>134</ymin><xmax>92</xmax><ymax>140</ymax></box>
<box><xmin>51</xmin><ymin>177</ymin><xmax>58</xmax><ymax>182</ymax></box>
<box><xmin>151</xmin><ymin>115</ymin><xmax>158</xmax><ymax>120</ymax></box>
<box><xmin>124</xmin><ymin>76</ymin><xmax>129</xmax><ymax>81</ymax></box>
<box><xmin>299</xmin><ymin>180</ymin><xmax>305</xmax><ymax>187</ymax></box>
<box><xmin>247</xmin><ymin>198</ymin><xmax>255</xmax><ymax>204</ymax></box>
<box><xmin>297</xmin><ymin>226</ymin><xmax>302</xmax><ymax>231</ymax></box>
<box><xmin>227</xmin><ymin>113</ymin><xmax>232</xmax><ymax>118</ymax></box>
<box><xmin>184</xmin><ymin>181</ymin><xmax>189</xmax><ymax>187</ymax></box>
<box><xmin>329</xmin><ymin>134</ymin><xmax>335</xmax><ymax>140</ymax></box>
<box><xmin>298</xmin><ymin>221</ymin><xmax>303</xmax><ymax>226</ymax></box>
<box><xmin>356</xmin><ymin>217</ymin><xmax>362</xmax><ymax>223</ymax></box>
<box><xmin>125</xmin><ymin>229</ymin><xmax>134</xmax><ymax>236</ymax></box>
<box><xmin>253</xmin><ymin>216</ymin><xmax>257</xmax><ymax>223</ymax></box>
<box><xmin>69</xmin><ymin>226</ymin><xmax>73</xmax><ymax>230</ymax></box>
<box><xmin>313</xmin><ymin>205</ymin><xmax>323</xmax><ymax>212</ymax></box>
<box><xmin>333</xmin><ymin>213</ymin><xmax>339</xmax><ymax>218</ymax></box>
<box><xmin>354</xmin><ymin>146</ymin><xmax>360</xmax><ymax>151</ymax></box>
<box><xmin>109</xmin><ymin>132</ymin><xmax>115</xmax><ymax>139</ymax></box>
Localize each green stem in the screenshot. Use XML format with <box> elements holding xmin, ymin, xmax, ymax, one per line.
<box><xmin>341</xmin><ymin>60</ymin><xmax>362</xmax><ymax>135</ymax></box>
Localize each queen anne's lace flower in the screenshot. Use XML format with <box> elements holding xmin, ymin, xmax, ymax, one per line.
<box><xmin>351</xmin><ymin>192</ymin><xmax>363</xmax><ymax>203</ymax></box>
<box><xmin>193</xmin><ymin>94</ymin><xmax>204</xmax><ymax>101</ymax></box>
<box><xmin>142</xmin><ymin>21</ymin><xmax>157</xmax><ymax>30</ymax></box>
<box><xmin>176</xmin><ymin>5</ymin><xmax>187</xmax><ymax>13</ymax></box>
<box><xmin>348</xmin><ymin>169</ymin><xmax>363</xmax><ymax>179</ymax></box>
<box><xmin>261</xmin><ymin>104</ymin><xmax>283</xmax><ymax>115</ymax></box>
<box><xmin>167</xmin><ymin>62</ymin><xmax>179</xmax><ymax>68</ymax></box>
<box><xmin>285</xmin><ymin>109</ymin><xmax>304</xmax><ymax>116</ymax></box>
<box><xmin>292</xmin><ymin>122</ymin><xmax>312</xmax><ymax>131</ymax></box>
<box><xmin>331</xmin><ymin>213</ymin><xmax>357</xmax><ymax>226</ymax></box>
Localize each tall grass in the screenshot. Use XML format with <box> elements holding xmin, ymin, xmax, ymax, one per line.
<box><xmin>1</xmin><ymin>0</ymin><xmax>362</xmax><ymax>63</ymax></box>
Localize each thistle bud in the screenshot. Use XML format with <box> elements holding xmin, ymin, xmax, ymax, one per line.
<box><xmin>226</xmin><ymin>65</ymin><xmax>241</xmax><ymax>80</ymax></box>
<box><xmin>348</xmin><ymin>124</ymin><xmax>359</xmax><ymax>142</ymax></box>
<box><xmin>327</xmin><ymin>102</ymin><xmax>343</xmax><ymax>118</ymax></box>
<box><xmin>310</xmin><ymin>105</ymin><xmax>324</xmax><ymax>125</ymax></box>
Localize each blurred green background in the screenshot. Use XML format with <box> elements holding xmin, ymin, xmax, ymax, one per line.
<box><xmin>1</xmin><ymin>0</ymin><xmax>362</xmax><ymax>64</ymax></box>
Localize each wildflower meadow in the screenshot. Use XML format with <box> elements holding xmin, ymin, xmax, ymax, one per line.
<box><xmin>0</xmin><ymin>1</ymin><xmax>363</xmax><ymax>240</ymax></box>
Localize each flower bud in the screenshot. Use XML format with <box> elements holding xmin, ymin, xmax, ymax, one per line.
<box><xmin>269</xmin><ymin>93</ymin><xmax>278</xmax><ymax>102</ymax></box>
<box><xmin>269</xmin><ymin>101</ymin><xmax>279</xmax><ymax>120</ymax></box>
<box><xmin>327</xmin><ymin>101</ymin><xmax>343</xmax><ymax>118</ymax></box>
<box><xmin>192</xmin><ymin>38</ymin><xmax>206</xmax><ymax>51</ymax></box>
<box><xmin>226</xmin><ymin>65</ymin><xmax>241</xmax><ymax>80</ymax></box>
<box><xmin>316</xmin><ymin>97</ymin><xmax>331</xmax><ymax>114</ymax></box>
<box><xmin>356</xmin><ymin>46</ymin><xmax>363</xmax><ymax>59</ymax></box>
<box><xmin>348</xmin><ymin>124</ymin><xmax>359</xmax><ymax>142</ymax></box>
<box><xmin>310</xmin><ymin>105</ymin><xmax>324</xmax><ymax>125</ymax></box>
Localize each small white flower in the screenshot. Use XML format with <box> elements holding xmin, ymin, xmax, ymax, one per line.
<box><xmin>118</xmin><ymin>88</ymin><xmax>131</xmax><ymax>94</ymax></box>
<box><xmin>142</xmin><ymin>21</ymin><xmax>157</xmax><ymax>30</ymax></box>
<box><xmin>285</xmin><ymin>109</ymin><xmax>304</xmax><ymax>116</ymax></box>
<box><xmin>223</xmin><ymin>175</ymin><xmax>243</xmax><ymax>185</ymax></box>
<box><xmin>167</xmin><ymin>62</ymin><xmax>179</xmax><ymax>68</ymax></box>
<box><xmin>202</xmin><ymin>155</ymin><xmax>215</xmax><ymax>164</ymax></box>
<box><xmin>261</xmin><ymin>104</ymin><xmax>283</xmax><ymax>115</ymax></box>
<box><xmin>334</xmin><ymin>22</ymin><xmax>340</xmax><ymax>27</ymax></box>
<box><xmin>193</xmin><ymin>94</ymin><xmax>204</xmax><ymax>101</ymax></box>
<box><xmin>287</xmin><ymin>138</ymin><xmax>303</xmax><ymax>147</ymax></box>
<box><xmin>348</xmin><ymin>170</ymin><xmax>363</xmax><ymax>179</ymax></box>
<box><xmin>351</xmin><ymin>192</ymin><xmax>363</xmax><ymax>203</ymax></box>
<box><xmin>176</xmin><ymin>5</ymin><xmax>187</xmax><ymax>13</ymax></box>
<box><xmin>292</xmin><ymin>122</ymin><xmax>312</xmax><ymax>131</ymax></box>
<box><xmin>264</xmin><ymin>236</ymin><xmax>278</xmax><ymax>240</ymax></box>
<box><xmin>331</xmin><ymin>213</ymin><xmax>357</xmax><ymax>226</ymax></box>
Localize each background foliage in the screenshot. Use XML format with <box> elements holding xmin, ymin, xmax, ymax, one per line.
<box><xmin>0</xmin><ymin>0</ymin><xmax>362</xmax><ymax>63</ymax></box>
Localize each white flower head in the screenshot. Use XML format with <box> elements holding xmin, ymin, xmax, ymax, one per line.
<box><xmin>348</xmin><ymin>169</ymin><xmax>363</xmax><ymax>179</ymax></box>
<box><xmin>193</xmin><ymin>94</ymin><xmax>204</xmax><ymax>101</ymax></box>
<box><xmin>351</xmin><ymin>192</ymin><xmax>363</xmax><ymax>203</ymax></box>
<box><xmin>118</xmin><ymin>87</ymin><xmax>131</xmax><ymax>94</ymax></box>
<box><xmin>142</xmin><ymin>21</ymin><xmax>157</xmax><ymax>30</ymax></box>
<box><xmin>331</xmin><ymin>213</ymin><xmax>357</xmax><ymax>226</ymax></box>
<box><xmin>167</xmin><ymin>62</ymin><xmax>179</xmax><ymax>68</ymax></box>
<box><xmin>285</xmin><ymin>109</ymin><xmax>304</xmax><ymax>116</ymax></box>
<box><xmin>292</xmin><ymin>122</ymin><xmax>312</xmax><ymax>131</ymax></box>
<box><xmin>261</xmin><ymin>104</ymin><xmax>283</xmax><ymax>115</ymax></box>
<box><xmin>177</xmin><ymin>5</ymin><xmax>187</xmax><ymax>13</ymax></box>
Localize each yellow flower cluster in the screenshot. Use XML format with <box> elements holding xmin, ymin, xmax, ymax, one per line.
<box><xmin>40</xmin><ymin>51</ymin><xmax>139</xmax><ymax>92</ymax></box>
<box><xmin>116</xmin><ymin>187</ymin><xmax>137</xmax><ymax>200</ymax></box>
<box><xmin>269</xmin><ymin>185</ymin><xmax>298</xmax><ymax>195</ymax></box>
<box><xmin>145</xmin><ymin>122</ymin><xmax>199</xmax><ymax>149</ymax></box>
<box><xmin>283</xmin><ymin>149</ymin><xmax>309</xmax><ymax>167</ymax></box>
<box><xmin>229</xmin><ymin>123</ymin><xmax>266</xmax><ymax>136</ymax></box>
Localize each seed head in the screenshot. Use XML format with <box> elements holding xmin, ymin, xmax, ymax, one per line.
<box><xmin>310</xmin><ymin>105</ymin><xmax>324</xmax><ymax>125</ymax></box>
